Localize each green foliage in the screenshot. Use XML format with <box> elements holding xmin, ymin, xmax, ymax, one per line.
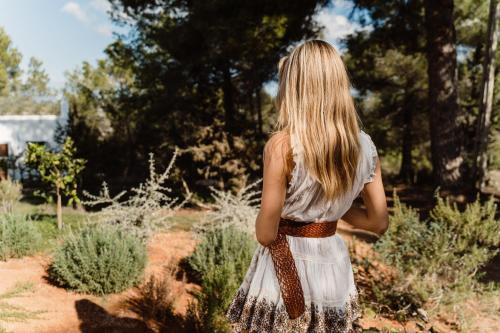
<box><xmin>0</xmin><ymin>214</ymin><xmax>42</xmax><ymax>261</ymax></box>
<box><xmin>64</xmin><ymin>0</ymin><xmax>329</xmax><ymax>192</ymax></box>
<box><xmin>375</xmin><ymin>192</ymin><xmax>499</xmax><ymax>310</ymax></box>
<box><xmin>0</xmin><ymin>28</ymin><xmax>56</xmax><ymax>116</ymax></box>
<box><xmin>185</xmin><ymin>225</ymin><xmax>257</xmax><ymax>332</ymax></box>
<box><xmin>0</xmin><ymin>56</ymin><xmax>57</xmax><ymax>116</ymax></box>
<box><xmin>0</xmin><ymin>180</ymin><xmax>22</xmax><ymax>213</ymax></box>
<box><xmin>22</xmin><ymin>57</ymin><xmax>53</xmax><ymax>97</ymax></box>
<box><xmin>488</xmin><ymin>131</ymin><xmax>500</xmax><ymax>170</ymax></box>
<box><xmin>62</xmin><ymin>59</ymin><xmax>129</xmax><ymax>164</ymax></box>
<box><xmin>48</xmin><ymin>224</ymin><xmax>147</xmax><ymax>295</ymax></box>
<box><xmin>0</xmin><ymin>27</ymin><xmax>22</xmax><ymax>96</ymax></box>
<box><xmin>25</xmin><ymin>137</ymin><xmax>86</xmax><ymax>205</ymax></box>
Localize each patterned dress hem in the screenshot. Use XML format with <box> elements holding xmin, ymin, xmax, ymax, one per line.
<box><xmin>225</xmin><ymin>288</ymin><xmax>361</xmax><ymax>333</ymax></box>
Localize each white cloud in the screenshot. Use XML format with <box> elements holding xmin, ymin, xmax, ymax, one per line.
<box><xmin>90</xmin><ymin>0</ymin><xmax>111</xmax><ymax>13</ymax></box>
<box><xmin>314</xmin><ymin>8</ymin><xmax>359</xmax><ymax>46</ymax></box>
<box><xmin>96</xmin><ymin>24</ymin><xmax>112</xmax><ymax>37</ymax></box>
<box><xmin>61</xmin><ymin>1</ymin><xmax>116</xmax><ymax>37</ymax></box>
<box><xmin>61</xmin><ymin>2</ymin><xmax>89</xmax><ymax>23</ymax></box>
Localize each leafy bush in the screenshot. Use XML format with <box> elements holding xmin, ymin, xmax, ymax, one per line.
<box><xmin>185</xmin><ymin>225</ymin><xmax>257</xmax><ymax>333</ymax></box>
<box><xmin>83</xmin><ymin>149</ymin><xmax>192</xmax><ymax>240</ymax></box>
<box><xmin>0</xmin><ymin>214</ymin><xmax>42</xmax><ymax>260</ymax></box>
<box><xmin>0</xmin><ymin>179</ymin><xmax>22</xmax><ymax>213</ymax></box>
<box><xmin>375</xmin><ymin>193</ymin><xmax>499</xmax><ymax>311</ymax></box>
<box><xmin>48</xmin><ymin>224</ymin><xmax>147</xmax><ymax>294</ymax></box>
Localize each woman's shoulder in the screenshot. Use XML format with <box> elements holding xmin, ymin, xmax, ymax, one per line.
<box><xmin>264</xmin><ymin>130</ymin><xmax>292</xmax><ymax>157</ymax></box>
<box><xmin>263</xmin><ymin>131</ymin><xmax>295</xmax><ymax>180</ymax></box>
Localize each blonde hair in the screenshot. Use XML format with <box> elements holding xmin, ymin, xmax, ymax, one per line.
<box><xmin>275</xmin><ymin>39</ymin><xmax>361</xmax><ymax>201</ymax></box>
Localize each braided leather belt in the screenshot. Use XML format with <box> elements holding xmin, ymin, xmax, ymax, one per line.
<box><xmin>267</xmin><ymin>218</ymin><xmax>338</xmax><ymax>319</ymax></box>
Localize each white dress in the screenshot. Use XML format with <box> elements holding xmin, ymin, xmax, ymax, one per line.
<box><xmin>225</xmin><ymin>130</ymin><xmax>378</xmax><ymax>333</ymax></box>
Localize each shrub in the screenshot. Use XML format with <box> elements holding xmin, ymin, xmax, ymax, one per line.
<box><xmin>48</xmin><ymin>224</ymin><xmax>147</xmax><ymax>294</ymax></box>
<box><xmin>0</xmin><ymin>179</ymin><xmax>22</xmax><ymax>213</ymax></box>
<box><xmin>0</xmin><ymin>214</ymin><xmax>42</xmax><ymax>260</ymax></box>
<box><xmin>194</xmin><ymin>179</ymin><xmax>261</xmax><ymax>234</ymax></box>
<box><xmin>125</xmin><ymin>263</ymin><xmax>181</xmax><ymax>331</ymax></box>
<box><xmin>185</xmin><ymin>225</ymin><xmax>257</xmax><ymax>333</ymax></box>
<box><xmin>186</xmin><ymin>225</ymin><xmax>257</xmax><ymax>283</ymax></box>
<box><xmin>374</xmin><ymin>193</ymin><xmax>499</xmax><ymax>313</ymax></box>
<box><xmin>82</xmin><ymin>149</ymin><xmax>192</xmax><ymax>240</ymax></box>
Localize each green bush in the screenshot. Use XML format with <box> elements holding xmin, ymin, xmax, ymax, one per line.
<box><xmin>0</xmin><ymin>214</ymin><xmax>42</xmax><ymax>260</ymax></box>
<box><xmin>375</xmin><ymin>193</ymin><xmax>499</xmax><ymax>309</ymax></box>
<box><xmin>185</xmin><ymin>225</ymin><xmax>257</xmax><ymax>333</ymax></box>
<box><xmin>48</xmin><ymin>224</ymin><xmax>147</xmax><ymax>295</ymax></box>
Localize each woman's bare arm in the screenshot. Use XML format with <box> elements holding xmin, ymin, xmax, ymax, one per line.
<box><xmin>341</xmin><ymin>159</ymin><xmax>389</xmax><ymax>236</ymax></box>
<box><xmin>255</xmin><ymin>133</ymin><xmax>288</xmax><ymax>246</ymax></box>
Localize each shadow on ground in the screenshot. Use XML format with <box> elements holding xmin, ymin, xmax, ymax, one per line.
<box><xmin>75</xmin><ymin>299</ymin><xmax>154</xmax><ymax>333</ymax></box>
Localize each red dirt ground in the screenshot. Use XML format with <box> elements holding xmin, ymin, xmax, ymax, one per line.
<box><xmin>0</xmin><ymin>228</ymin><xmax>497</xmax><ymax>333</ymax></box>
<box><xmin>0</xmin><ymin>231</ymin><xmax>197</xmax><ymax>333</ymax></box>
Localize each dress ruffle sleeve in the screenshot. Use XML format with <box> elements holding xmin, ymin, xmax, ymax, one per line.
<box><xmin>361</xmin><ymin>130</ymin><xmax>378</xmax><ymax>184</ymax></box>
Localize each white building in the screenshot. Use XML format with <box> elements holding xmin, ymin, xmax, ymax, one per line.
<box><xmin>0</xmin><ymin>99</ymin><xmax>69</xmax><ymax>179</ymax></box>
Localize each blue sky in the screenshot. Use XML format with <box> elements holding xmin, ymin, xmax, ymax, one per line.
<box><xmin>0</xmin><ymin>0</ymin><xmax>357</xmax><ymax>92</ymax></box>
<box><xmin>0</xmin><ymin>0</ymin><xmax>117</xmax><ymax>89</ymax></box>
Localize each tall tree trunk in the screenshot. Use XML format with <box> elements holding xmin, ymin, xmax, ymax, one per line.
<box><xmin>424</xmin><ymin>0</ymin><xmax>465</xmax><ymax>188</ymax></box>
<box><xmin>474</xmin><ymin>0</ymin><xmax>499</xmax><ymax>190</ymax></box>
<box><xmin>399</xmin><ymin>100</ymin><xmax>414</xmax><ymax>183</ymax></box>
<box><xmin>56</xmin><ymin>186</ymin><xmax>63</xmax><ymax>230</ymax></box>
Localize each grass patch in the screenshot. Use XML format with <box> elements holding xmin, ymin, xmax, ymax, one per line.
<box><xmin>12</xmin><ymin>202</ymin><xmax>89</xmax><ymax>252</ymax></box>
<box><xmin>0</xmin><ymin>281</ymin><xmax>45</xmax><ymax>332</ymax></box>
<box><xmin>167</xmin><ymin>211</ymin><xmax>203</xmax><ymax>232</ymax></box>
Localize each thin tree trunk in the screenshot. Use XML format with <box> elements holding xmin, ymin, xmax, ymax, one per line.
<box><xmin>256</xmin><ymin>86</ymin><xmax>263</xmax><ymax>137</ymax></box>
<box><xmin>424</xmin><ymin>0</ymin><xmax>465</xmax><ymax>188</ymax></box>
<box><xmin>399</xmin><ymin>99</ymin><xmax>414</xmax><ymax>183</ymax></box>
<box><xmin>56</xmin><ymin>186</ymin><xmax>63</xmax><ymax>230</ymax></box>
<box><xmin>222</xmin><ymin>65</ymin><xmax>235</xmax><ymax>137</ymax></box>
<box><xmin>247</xmin><ymin>85</ymin><xmax>258</xmax><ymax>136</ymax></box>
<box><xmin>474</xmin><ymin>0</ymin><xmax>499</xmax><ymax>190</ymax></box>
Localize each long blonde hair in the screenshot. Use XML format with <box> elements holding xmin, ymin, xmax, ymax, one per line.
<box><xmin>275</xmin><ymin>39</ymin><xmax>361</xmax><ymax>201</ymax></box>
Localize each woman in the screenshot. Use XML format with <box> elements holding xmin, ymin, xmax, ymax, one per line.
<box><xmin>225</xmin><ymin>39</ymin><xmax>389</xmax><ymax>333</ymax></box>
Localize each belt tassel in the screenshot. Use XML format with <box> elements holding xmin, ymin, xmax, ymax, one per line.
<box><xmin>267</xmin><ymin>218</ymin><xmax>338</xmax><ymax>319</ymax></box>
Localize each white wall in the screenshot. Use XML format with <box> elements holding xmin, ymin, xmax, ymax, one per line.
<box><xmin>0</xmin><ymin>99</ymin><xmax>69</xmax><ymax>179</ymax></box>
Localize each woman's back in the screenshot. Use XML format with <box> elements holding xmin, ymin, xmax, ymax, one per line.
<box><xmin>282</xmin><ymin>130</ymin><xmax>378</xmax><ymax>222</ymax></box>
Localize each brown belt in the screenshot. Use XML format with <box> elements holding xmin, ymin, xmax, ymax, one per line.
<box><xmin>267</xmin><ymin>218</ymin><xmax>338</xmax><ymax>319</ymax></box>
